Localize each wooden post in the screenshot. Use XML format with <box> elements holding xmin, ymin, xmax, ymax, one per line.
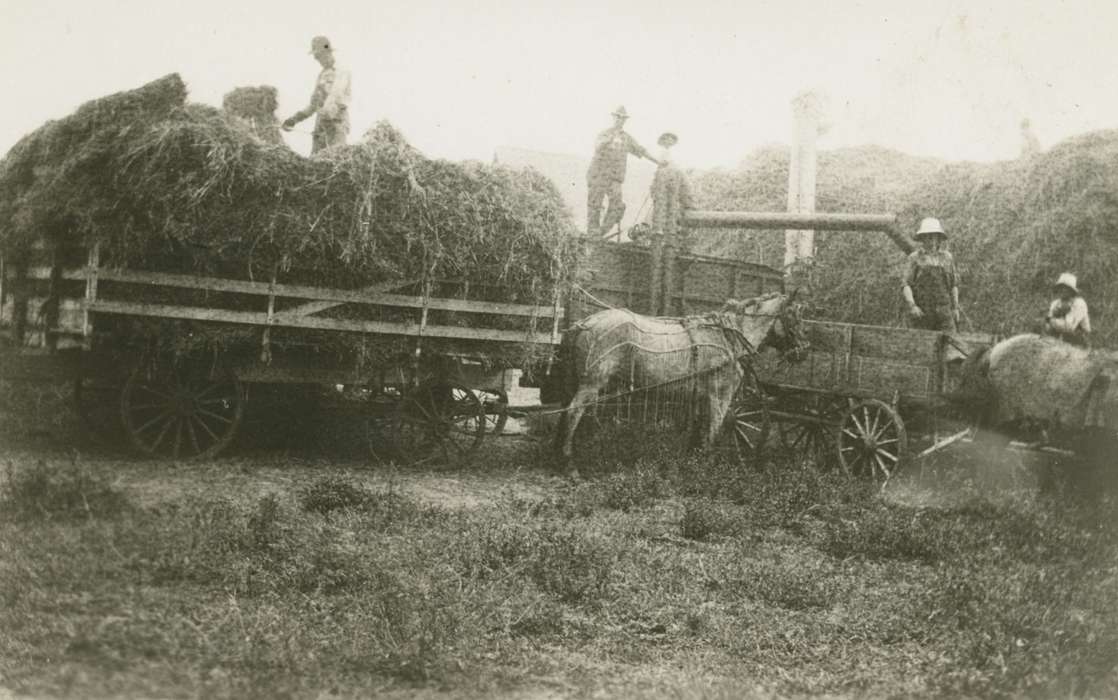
<box><xmin>784</xmin><ymin>92</ymin><xmax>829</xmax><ymax>293</ymax></box>
<box><xmin>261</xmin><ymin>263</ymin><xmax>277</xmax><ymax>364</ymax></box>
<box><xmin>0</xmin><ymin>255</ymin><xmax>5</xmax><ymax>333</ymax></box>
<box><xmin>413</xmin><ymin>275</ymin><xmax>432</xmax><ymax>386</ymax></box>
<box><xmin>12</xmin><ymin>259</ymin><xmax>28</xmax><ymax>347</ymax></box>
<box><xmin>83</xmin><ymin>244</ymin><xmax>100</xmax><ymax>349</ymax></box>
<box><xmin>648</xmin><ymin>233</ymin><xmax>664</xmax><ymax>315</ymax></box>
<box><xmin>544</xmin><ymin>284</ymin><xmax>563</xmax><ymax>378</ymax></box>
<box><xmin>661</xmin><ymin>241</ymin><xmax>677</xmax><ymax>316</ymax></box>
<box><xmin>44</xmin><ymin>246</ymin><xmax>62</xmax><ymax>352</ymax></box>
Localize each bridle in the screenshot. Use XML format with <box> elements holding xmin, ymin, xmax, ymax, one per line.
<box><xmin>771</xmin><ymin>301</ymin><xmax>808</xmax><ymax>362</ymax></box>
<box><xmin>705</xmin><ymin>296</ymin><xmax>809</xmax><ymax>364</ymax></box>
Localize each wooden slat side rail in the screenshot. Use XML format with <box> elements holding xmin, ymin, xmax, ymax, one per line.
<box><xmin>276</xmin><ymin>277</ymin><xmax>419</xmax><ymax>318</ymax></box>
<box><xmin>87</xmin><ymin>300</ymin><xmax>560</xmax><ymax>345</ymax></box>
<box><xmin>14</xmin><ymin>265</ymin><xmax>562</xmax><ymax>319</ymax></box>
<box><xmin>18</xmin><ymin>266</ymin><xmax>560</xmax><ymax>316</ymax></box>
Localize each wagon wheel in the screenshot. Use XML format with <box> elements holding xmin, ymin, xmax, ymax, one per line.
<box><xmin>836</xmin><ymin>398</ymin><xmax>908</xmax><ymax>483</ymax></box>
<box><xmin>478</xmin><ymin>388</ymin><xmax>509</xmax><ymax>435</ymax></box>
<box><xmin>392</xmin><ymin>380</ymin><xmax>485</xmax><ymax>467</ymax></box>
<box><xmin>778</xmin><ymin>394</ymin><xmax>844</xmax><ymax>471</ymax></box>
<box><xmin>720</xmin><ymin>371</ymin><xmax>771</xmax><ymax>464</ymax></box>
<box><xmin>120</xmin><ymin>361</ymin><xmax>245</xmax><ymax>460</ymax></box>
<box><xmin>74</xmin><ymin>365</ymin><xmax>126</xmax><ymax>445</ymax></box>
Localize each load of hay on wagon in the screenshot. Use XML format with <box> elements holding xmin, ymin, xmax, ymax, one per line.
<box><xmin>0</xmin><ymin>74</ymin><xmax>579</xmax><ymax>369</ymax></box>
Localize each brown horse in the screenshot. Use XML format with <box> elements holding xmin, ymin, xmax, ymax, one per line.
<box><xmin>963</xmin><ymin>333</ymin><xmax>1118</xmax><ymax>433</ymax></box>
<box><xmin>554</xmin><ymin>292</ymin><xmax>805</xmax><ymax>469</ymax></box>
<box><xmin>959</xmin><ymin>333</ymin><xmax>1118</xmax><ymax>482</ymax></box>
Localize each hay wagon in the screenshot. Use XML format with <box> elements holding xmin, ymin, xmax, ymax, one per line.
<box><xmin>669</xmin><ymin>210</ymin><xmax>1002</xmax><ymax>482</ymax></box>
<box><xmin>0</xmin><ymin>241</ymin><xmax>565</xmax><ymax>464</ymax></box>
<box><xmin>755</xmin><ymin>320</ymin><xmax>995</xmax><ymax>481</ymax></box>
<box><xmin>0</xmin><ymin>234</ymin><xmax>785</xmax><ymax>464</ymax></box>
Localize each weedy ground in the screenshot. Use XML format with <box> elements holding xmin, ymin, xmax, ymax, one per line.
<box><xmin>1</xmin><ymin>382</ymin><xmax>1117</xmax><ymax>699</ymax></box>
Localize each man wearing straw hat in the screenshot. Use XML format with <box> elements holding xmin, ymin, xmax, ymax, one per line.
<box><xmin>902</xmin><ymin>217</ymin><xmax>960</xmax><ymax>332</ymax></box>
<box><xmin>586</xmin><ymin>106</ymin><xmax>663</xmax><ymax>237</ymax></box>
<box><xmin>282</xmin><ymin>35</ymin><xmax>352</xmax><ymax>154</ymax></box>
<box><xmin>1045</xmin><ymin>272</ymin><xmax>1091</xmax><ymax>347</ymax></box>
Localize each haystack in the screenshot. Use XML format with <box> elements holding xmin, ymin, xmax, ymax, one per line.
<box><xmin>690</xmin><ymin>136</ymin><xmax>1118</xmax><ymax>346</ymax></box>
<box><xmin>222</xmin><ymin>85</ymin><xmax>282</xmax><ymax>145</ymax></box>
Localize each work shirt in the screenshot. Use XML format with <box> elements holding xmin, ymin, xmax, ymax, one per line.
<box><xmin>296</xmin><ymin>65</ymin><xmax>352</xmax><ymax>126</ymax></box>
<box><xmin>587</xmin><ymin>128</ymin><xmax>652</xmax><ymax>183</ymax></box>
<box><xmin>1047</xmin><ymin>296</ymin><xmax>1090</xmax><ymax>335</ymax></box>
<box><xmin>903</xmin><ymin>249</ymin><xmax>958</xmax><ymax>311</ymax></box>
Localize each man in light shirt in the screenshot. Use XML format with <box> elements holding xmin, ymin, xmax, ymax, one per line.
<box><xmin>1045</xmin><ymin>272</ymin><xmax>1091</xmax><ymax>347</ymax></box>
<box><xmin>282</xmin><ymin>35</ymin><xmax>351</xmax><ymax>154</ymax></box>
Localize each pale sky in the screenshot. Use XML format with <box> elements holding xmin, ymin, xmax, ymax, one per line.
<box><xmin>1</xmin><ymin>0</ymin><xmax>1115</xmax><ymax>167</ymax></box>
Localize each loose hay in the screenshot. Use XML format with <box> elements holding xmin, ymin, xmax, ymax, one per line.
<box><xmin>0</xmin><ymin>74</ymin><xmax>580</xmax><ymax>370</ymax></box>
<box><xmin>222</xmin><ymin>85</ymin><xmax>282</xmax><ymax>145</ymax></box>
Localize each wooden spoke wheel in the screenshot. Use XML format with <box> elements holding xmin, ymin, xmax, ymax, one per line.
<box><xmin>778</xmin><ymin>394</ymin><xmax>844</xmax><ymax>471</ymax></box>
<box><xmin>74</xmin><ymin>366</ymin><xmax>126</xmax><ymax>445</ymax></box>
<box><xmin>392</xmin><ymin>381</ymin><xmax>485</xmax><ymax>467</ymax></box>
<box><xmin>836</xmin><ymin>399</ymin><xmax>908</xmax><ymax>483</ymax></box>
<box><xmin>720</xmin><ymin>372</ymin><xmax>771</xmax><ymax>464</ymax></box>
<box><xmin>120</xmin><ymin>362</ymin><xmax>244</xmax><ymax>460</ymax></box>
<box><xmin>478</xmin><ymin>388</ymin><xmax>509</xmax><ymax>436</ymax></box>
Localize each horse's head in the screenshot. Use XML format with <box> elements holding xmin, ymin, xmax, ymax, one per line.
<box><xmin>722</xmin><ymin>291</ymin><xmax>809</xmax><ymax>362</ymax></box>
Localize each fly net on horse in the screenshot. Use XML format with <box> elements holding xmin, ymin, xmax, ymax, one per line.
<box><xmin>573</xmin><ymin>309</ymin><xmax>750</xmax><ymax>422</ymax></box>
<box><xmin>560</xmin><ymin>293</ymin><xmax>798</xmax><ymax>446</ymax></box>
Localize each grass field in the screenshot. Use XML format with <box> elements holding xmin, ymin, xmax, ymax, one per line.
<box><xmin>1</xmin><ymin>382</ymin><xmax>1117</xmax><ymax>699</ymax></box>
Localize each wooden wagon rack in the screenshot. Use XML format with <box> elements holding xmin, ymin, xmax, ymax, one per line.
<box><xmin>1</xmin><ymin>244</ymin><xmax>565</xmax><ymax>370</ymax></box>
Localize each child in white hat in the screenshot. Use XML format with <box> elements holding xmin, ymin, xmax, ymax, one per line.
<box><xmin>1045</xmin><ymin>272</ymin><xmax>1090</xmax><ymax>347</ymax></box>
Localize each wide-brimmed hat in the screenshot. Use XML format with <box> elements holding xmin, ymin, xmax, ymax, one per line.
<box><xmin>309</xmin><ymin>35</ymin><xmax>332</xmax><ymax>54</ymax></box>
<box><xmin>1054</xmin><ymin>272</ymin><xmax>1078</xmax><ymax>294</ymax></box>
<box><xmin>657</xmin><ymin>132</ymin><xmax>678</xmax><ymax>147</ymax></box>
<box><xmin>611</xmin><ymin>106</ymin><xmax>629</xmax><ymax>119</ymax></box>
<box><xmin>914</xmin><ymin>217</ymin><xmax>947</xmax><ymax>238</ymax></box>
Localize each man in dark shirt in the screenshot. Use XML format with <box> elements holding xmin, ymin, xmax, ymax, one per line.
<box><xmin>586</xmin><ymin>106</ymin><xmax>662</xmax><ymax>237</ymax></box>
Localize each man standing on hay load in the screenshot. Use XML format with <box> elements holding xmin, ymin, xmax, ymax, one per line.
<box><xmin>1044</xmin><ymin>272</ymin><xmax>1091</xmax><ymax>347</ymax></box>
<box><xmin>902</xmin><ymin>217</ymin><xmax>960</xmax><ymax>332</ymax></box>
<box><xmin>586</xmin><ymin>106</ymin><xmax>663</xmax><ymax>237</ymax></box>
<box><xmin>282</xmin><ymin>35</ymin><xmax>351</xmax><ymax>154</ymax></box>
<box><xmin>649</xmin><ymin>132</ymin><xmax>693</xmax><ymax>243</ymax></box>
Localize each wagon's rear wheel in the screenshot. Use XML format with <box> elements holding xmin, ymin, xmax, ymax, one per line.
<box><xmin>778</xmin><ymin>394</ymin><xmax>844</xmax><ymax>471</ymax></box>
<box><xmin>392</xmin><ymin>380</ymin><xmax>485</xmax><ymax>467</ymax></box>
<box><xmin>836</xmin><ymin>398</ymin><xmax>907</xmax><ymax>483</ymax></box>
<box><xmin>120</xmin><ymin>361</ymin><xmax>245</xmax><ymax>460</ymax></box>
<box><xmin>721</xmin><ymin>371</ymin><xmax>771</xmax><ymax>465</ymax></box>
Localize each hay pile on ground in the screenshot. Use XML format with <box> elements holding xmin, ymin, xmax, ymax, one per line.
<box><xmin>0</xmin><ymin>74</ymin><xmax>579</xmax><ymax>368</ymax></box>
<box><xmin>691</xmin><ymin>136</ymin><xmax>1118</xmax><ymax>346</ymax></box>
